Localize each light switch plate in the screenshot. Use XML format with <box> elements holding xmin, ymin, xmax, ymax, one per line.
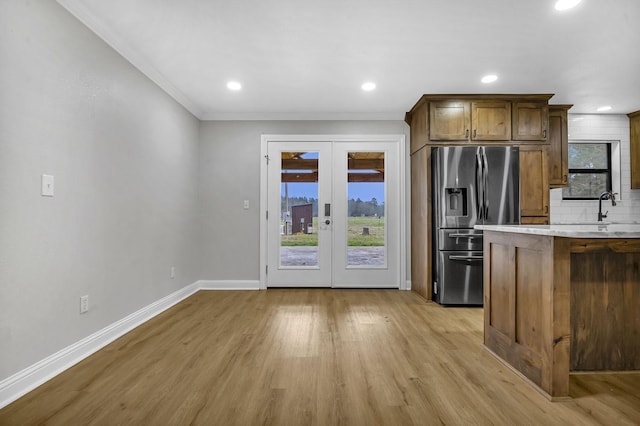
<box><xmin>41</xmin><ymin>174</ymin><xmax>54</xmax><ymax>197</ymax></box>
<box><xmin>243</xmin><ymin>200</ymin><xmax>250</xmax><ymax>209</ymax></box>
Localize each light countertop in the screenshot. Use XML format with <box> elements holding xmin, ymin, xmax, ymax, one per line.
<box><xmin>474</xmin><ymin>224</ymin><xmax>640</xmax><ymax>238</ymax></box>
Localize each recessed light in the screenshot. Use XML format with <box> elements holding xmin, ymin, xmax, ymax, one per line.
<box><xmin>597</xmin><ymin>105</ymin><xmax>612</xmax><ymax>112</ymax></box>
<box><xmin>227</xmin><ymin>81</ymin><xmax>242</xmax><ymax>91</ymax></box>
<box><xmin>361</xmin><ymin>82</ymin><xmax>376</xmax><ymax>91</ymax></box>
<box><xmin>555</xmin><ymin>0</ymin><xmax>581</xmax><ymax>11</ymax></box>
<box><xmin>481</xmin><ymin>75</ymin><xmax>498</xmax><ymax>84</ymax></box>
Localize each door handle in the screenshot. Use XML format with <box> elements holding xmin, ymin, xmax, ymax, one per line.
<box><xmin>482</xmin><ymin>148</ymin><xmax>489</xmax><ymax>219</ymax></box>
<box><xmin>475</xmin><ymin>151</ymin><xmax>483</xmax><ymax>220</ymax></box>
<box><xmin>325</xmin><ymin>219</ymin><xmax>331</xmax><ymax>225</ymax></box>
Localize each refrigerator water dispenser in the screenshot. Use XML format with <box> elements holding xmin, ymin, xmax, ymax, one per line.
<box><xmin>445</xmin><ymin>188</ymin><xmax>467</xmax><ymax>217</ymax></box>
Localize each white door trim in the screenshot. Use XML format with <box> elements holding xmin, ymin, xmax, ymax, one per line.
<box><xmin>259</xmin><ymin>134</ymin><xmax>407</xmax><ymax>290</ymax></box>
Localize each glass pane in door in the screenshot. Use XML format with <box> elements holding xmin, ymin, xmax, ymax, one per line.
<box><xmin>280</xmin><ymin>151</ymin><xmax>319</xmax><ymax>267</ymax></box>
<box><xmin>346</xmin><ymin>152</ymin><xmax>385</xmax><ymax>266</ymax></box>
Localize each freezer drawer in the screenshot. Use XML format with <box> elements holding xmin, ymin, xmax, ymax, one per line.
<box><xmin>438</xmin><ymin>229</ymin><xmax>484</xmax><ymax>251</ymax></box>
<box><xmin>434</xmin><ymin>251</ymin><xmax>483</xmax><ymax>305</ymax></box>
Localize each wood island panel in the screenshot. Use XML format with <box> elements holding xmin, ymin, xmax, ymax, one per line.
<box><xmin>570</xmin><ymin>242</ymin><xmax>640</xmax><ymax>371</ymax></box>
<box><xmin>484</xmin><ymin>232</ymin><xmax>567</xmax><ymax>397</ymax></box>
<box><xmin>516</xmin><ymin>247</ymin><xmax>545</xmax><ymax>356</ymax></box>
<box><xmin>488</xmin><ymin>243</ymin><xmax>514</xmax><ymax>338</ymax></box>
<box><xmin>484</xmin><ymin>231</ymin><xmax>640</xmax><ymax>400</ymax></box>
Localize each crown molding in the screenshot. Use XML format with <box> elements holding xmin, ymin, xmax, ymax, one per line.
<box><xmin>200</xmin><ymin>111</ymin><xmax>404</xmax><ymax>121</ymax></box>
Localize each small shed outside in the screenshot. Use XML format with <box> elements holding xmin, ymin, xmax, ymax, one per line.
<box><xmin>291</xmin><ymin>203</ymin><xmax>313</xmax><ymax>234</ymax></box>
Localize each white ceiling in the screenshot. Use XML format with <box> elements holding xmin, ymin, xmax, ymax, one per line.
<box><xmin>57</xmin><ymin>0</ymin><xmax>640</xmax><ymax>120</ymax></box>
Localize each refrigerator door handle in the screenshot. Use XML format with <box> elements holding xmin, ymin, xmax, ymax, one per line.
<box><xmin>482</xmin><ymin>147</ymin><xmax>489</xmax><ymax>220</ymax></box>
<box><xmin>475</xmin><ymin>150</ymin><xmax>483</xmax><ymax>220</ymax></box>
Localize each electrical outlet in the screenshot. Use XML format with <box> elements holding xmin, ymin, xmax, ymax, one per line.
<box><xmin>170</xmin><ymin>266</ymin><xmax>176</xmax><ymax>279</ymax></box>
<box><xmin>80</xmin><ymin>295</ymin><xmax>89</xmax><ymax>314</ymax></box>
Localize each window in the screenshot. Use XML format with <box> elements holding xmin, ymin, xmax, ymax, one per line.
<box><xmin>562</xmin><ymin>142</ymin><xmax>612</xmax><ymax>200</ymax></box>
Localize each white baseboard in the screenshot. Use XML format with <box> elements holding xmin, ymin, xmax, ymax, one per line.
<box><xmin>197</xmin><ymin>280</ymin><xmax>261</xmax><ymax>290</ymax></box>
<box><xmin>0</xmin><ymin>282</ymin><xmax>200</xmax><ymax>409</ymax></box>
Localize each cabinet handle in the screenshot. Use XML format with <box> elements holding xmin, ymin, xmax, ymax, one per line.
<box><xmin>563</xmin><ymin>174</ymin><xmax>567</xmax><ymax>183</ymax></box>
<box><xmin>465</xmin><ymin>129</ymin><xmax>469</xmax><ymax>138</ymax></box>
<box><xmin>543</xmin><ymin>129</ymin><xmax>547</xmax><ymax>138</ymax></box>
<box><xmin>545</xmin><ymin>205</ymin><xmax>549</xmax><ymax>214</ymax></box>
<box><xmin>473</xmin><ymin>129</ymin><xmax>477</xmax><ymax>139</ymax></box>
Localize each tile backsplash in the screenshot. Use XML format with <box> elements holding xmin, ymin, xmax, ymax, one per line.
<box><xmin>550</xmin><ymin>114</ymin><xmax>640</xmax><ymax>224</ymax></box>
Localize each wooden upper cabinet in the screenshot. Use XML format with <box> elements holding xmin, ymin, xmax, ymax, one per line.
<box><xmin>472</xmin><ymin>101</ymin><xmax>511</xmax><ymax>141</ymax></box>
<box><xmin>429</xmin><ymin>101</ymin><xmax>470</xmax><ymax>141</ymax></box>
<box><xmin>429</xmin><ymin>100</ymin><xmax>510</xmax><ymax>141</ymax></box>
<box><xmin>548</xmin><ymin>105</ymin><xmax>572</xmax><ymax>188</ymax></box>
<box><xmin>512</xmin><ymin>102</ymin><xmax>549</xmax><ymax>141</ymax></box>
<box><xmin>629</xmin><ymin>110</ymin><xmax>640</xmax><ymax>189</ymax></box>
<box><xmin>405</xmin><ymin>95</ymin><xmax>553</xmax><ymax>148</ymax></box>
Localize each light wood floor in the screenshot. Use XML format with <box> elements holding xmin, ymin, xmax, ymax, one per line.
<box><xmin>1</xmin><ymin>290</ymin><xmax>639</xmax><ymax>425</ymax></box>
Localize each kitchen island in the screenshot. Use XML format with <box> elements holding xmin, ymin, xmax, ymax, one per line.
<box><xmin>475</xmin><ymin>224</ymin><xmax>640</xmax><ymax>400</ymax></box>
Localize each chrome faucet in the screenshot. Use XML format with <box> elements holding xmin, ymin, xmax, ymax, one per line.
<box><xmin>597</xmin><ymin>191</ymin><xmax>617</xmax><ymax>222</ymax></box>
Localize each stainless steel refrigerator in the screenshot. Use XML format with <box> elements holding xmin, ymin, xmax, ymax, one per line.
<box><xmin>432</xmin><ymin>146</ymin><xmax>520</xmax><ymax>305</ymax></box>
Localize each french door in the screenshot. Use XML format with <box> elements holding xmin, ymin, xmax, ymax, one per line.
<box><xmin>262</xmin><ymin>137</ymin><xmax>402</xmax><ymax>288</ymax></box>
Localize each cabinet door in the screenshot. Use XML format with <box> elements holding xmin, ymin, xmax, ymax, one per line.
<box><xmin>630</xmin><ymin>111</ymin><xmax>640</xmax><ymax>189</ymax></box>
<box><xmin>429</xmin><ymin>101</ymin><xmax>470</xmax><ymax>141</ymax></box>
<box><xmin>519</xmin><ymin>145</ymin><xmax>549</xmax><ymax>218</ymax></box>
<box><xmin>548</xmin><ymin>106</ymin><xmax>570</xmax><ymax>187</ymax></box>
<box><xmin>471</xmin><ymin>101</ymin><xmax>511</xmax><ymax>141</ymax></box>
<box><xmin>512</xmin><ymin>102</ymin><xmax>549</xmax><ymax>141</ymax></box>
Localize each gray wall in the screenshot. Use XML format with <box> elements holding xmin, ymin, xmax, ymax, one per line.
<box><xmin>0</xmin><ymin>1</ymin><xmax>201</xmax><ymax>379</ymax></box>
<box><xmin>0</xmin><ymin>1</ymin><xmax>411</xmax><ymax>384</ymax></box>
<box><xmin>198</xmin><ymin>121</ymin><xmax>410</xmax><ymax>281</ymax></box>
